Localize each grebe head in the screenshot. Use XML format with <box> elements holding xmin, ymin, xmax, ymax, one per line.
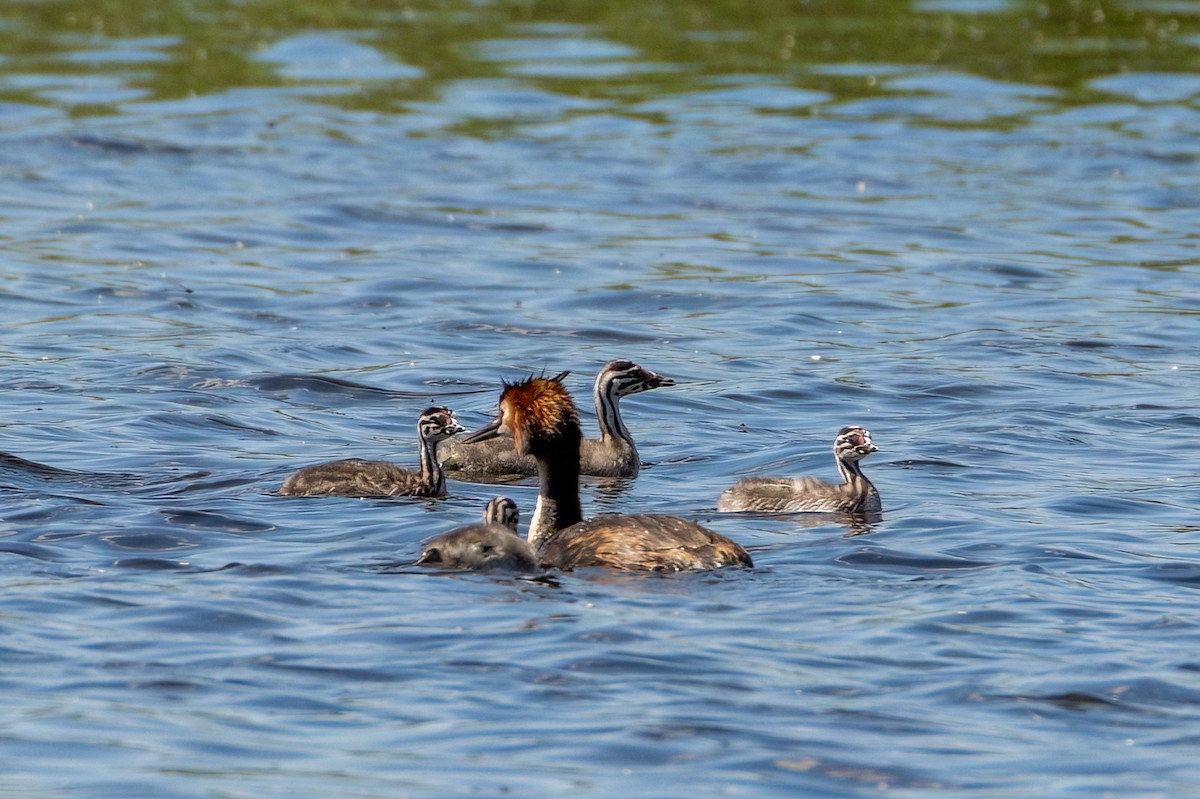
<box><xmin>835</xmin><ymin>426</ymin><xmax>878</xmax><ymax>463</ymax></box>
<box><xmin>483</xmin><ymin>496</ymin><xmax>519</xmax><ymax>530</ymax></box>
<box><xmin>597</xmin><ymin>359</ymin><xmax>675</xmax><ymax>397</ymax></box>
<box><xmin>419</xmin><ymin>407</ymin><xmax>466</xmax><ymax>443</ymax></box>
<box><xmin>414</xmin><ymin>526</ymin><xmax>536</xmax><ymax>571</ymax></box>
<box><xmin>463</xmin><ymin>374</ymin><xmax>580</xmax><ymax>457</ymax></box>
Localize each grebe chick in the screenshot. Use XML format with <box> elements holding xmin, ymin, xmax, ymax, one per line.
<box><xmin>440</xmin><ymin>359</ymin><xmax>674</xmax><ymax>478</ymax></box>
<box><xmin>464</xmin><ymin>374</ymin><xmax>751</xmax><ymax>572</ymax></box>
<box><xmin>716</xmin><ymin>426</ymin><xmax>881</xmax><ymax>514</ymax></box>
<box><xmin>483</xmin><ymin>496</ymin><xmax>520</xmax><ymax>531</ymax></box>
<box><xmin>279</xmin><ymin>407</ymin><xmax>465</xmax><ymax>497</ymax></box>
<box><xmin>414</xmin><ymin>496</ymin><xmax>538</xmax><ymax>571</ymax></box>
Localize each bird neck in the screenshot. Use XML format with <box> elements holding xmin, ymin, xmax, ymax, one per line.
<box><xmin>528</xmin><ymin>433</ymin><xmax>584</xmax><ymax>549</ymax></box>
<box><xmin>836</xmin><ymin>456</ymin><xmax>874</xmax><ymax>504</ymax></box>
<box><xmin>417</xmin><ymin>434</ymin><xmax>445</xmax><ymax>494</ymax></box>
<box><xmin>593</xmin><ymin>379</ymin><xmax>632</xmax><ymax>446</ymax></box>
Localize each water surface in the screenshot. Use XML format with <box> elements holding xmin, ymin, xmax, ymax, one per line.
<box><xmin>2</xmin><ymin>1</ymin><xmax>1199</xmax><ymax>796</ymax></box>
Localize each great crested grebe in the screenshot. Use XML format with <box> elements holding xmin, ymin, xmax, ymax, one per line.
<box><xmin>463</xmin><ymin>374</ymin><xmax>751</xmax><ymax>572</ymax></box>
<box><xmin>716</xmin><ymin>426</ymin><xmax>881</xmax><ymax>514</ymax></box>
<box><xmin>414</xmin><ymin>496</ymin><xmax>538</xmax><ymax>571</ymax></box>
<box><xmin>440</xmin><ymin>359</ymin><xmax>674</xmax><ymax>478</ymax></box>
<box><xmin>279</xmin><ymin>407</ymin><xmax>464</xmax><ymax>497</ymax></box>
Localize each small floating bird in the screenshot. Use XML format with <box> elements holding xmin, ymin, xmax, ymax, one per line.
<box><xmin>439</xmin><ymin>359</ymin><xmax>674</xmax><ymax>478</ymax></box>
<box><xmin>716</xmin><ymin>426</ymin><xmax>881</xmax><ymax>514</ymax></box>
<box><xmin>464</xmin><ymin>374</ymin><xmax>751</xmax><ymax>572</ymax></box>
<box><xmin>279</xmin><ymin>407</ymin><xmax>464</xmax><ymax>498</ymax></box>
<box><xmin>415</xmin><ymin>496</ymin><xmax>538</xmax><ymax>572</ymax></box>
<box><xmin>481</xmin><ymin>496</ymin><xmax>520</xmax><ymax>531</ymax></box>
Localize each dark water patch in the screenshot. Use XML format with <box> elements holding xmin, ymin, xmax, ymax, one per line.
<box><xmin>100</xmin><ymin>532</ymin><xmax>197</xmax><ymax>552</ymax></box>
<box><xmin>0</xmin><ymin>460</ymin><xmax>172</xmax><ymax>494</ymax></box>
<box><xmin>445</xmin><ymin>320</ymin><xmax>662</xmax><ymax>345</ymax></box>
<box><xmin>889</xmin><ymin>457</ymin><xmax>968</xmax><ymax>470</ymax></box>
<box><xmin>1036</xmin><ymin>546</ymin><xmax>1112</xmax><ymax>562</ymax></box>
<box><xmin>159</xmin><ymin>508</ymin><xmax>275</xmax><ymax>534</ymax></box>
<box><xmin>327</xmin><ymin>202</ymin><xmax>554</xmax><ymax>235</ymax></box>
<box><xmin>128</xmin><ymin>678</ymin><xmax>209</xmax><ymax>694</ymax></box>
<box><xmin>1131</xmin><ymin>410</ymin><xmax>1200</xmax><ymax>428</ymax></box>
<box><xmin>62</xmin><ymin>132</ymin><xmax>196</xmax><ymax>157</ymax></box>
<box><xmin>260</xmin><ymin>657</ymin><xmax>402</xmax><ymax>684</ymax></box>
<box><xmin>1063</xmin><ymin>338</ymin><xmax>1127</xmax><ymax>351</ymax></box>
<box><xmin>134</xmin><ymin>362</ymin><xmax>227</xmax><ymax>383</ymax></box>
<box><xmin>1047</xmin><ymin>494</ymin><xmax>1172</xmax><ymax>517</ymax></box>
<box><xmin>133</xmin><ymin>605</ymin><xmax>288</xmax><ymax>634</ymax></box>
<box><xmin>203</xmin><ymin>562</ymin><xmax>294</xmax><ymax>576</ymax></box>
<box><xmin>0</xmin><ymin>542</ymin><xmax>65</xmax><ymax>562</ymax></box>
<box><xmin>144</xmin><ymin>412</ymin><xmax>281</xmax><ymax>438</ymax></box>
<box><xmin>108</xmin><ymin>557</ymin><xmax>198</xmax><ymax>571</ymax></box>
<box><xmin>900</xmin><ymin>380</ymin><xmax>1021</xmax><ymax>402</ymax></box>
<box><xmin>233</xmin><ymin>691</ymin><xmax>357</xmax><ymax>718</ymax></box>
<box><xmin>996</xmin><ymin>691</ymin><xmax>1128</xmax><ymax>711</ymax></box>
<box><xmin>248</xmin><ymin>373</ymin><xmax>412</xmax><ymax>399</ymax></box>
<box><xmin>835</xmin><ymin>545</ymin><xmax>997</xmax><ymax>573</ymax></box>
<box><xmin>3</xmin><ymin>499</ymin><xmax>109</xmax><ymax>527</ymax></box>
<box><xmin>766</xmin><ymin>754</ymin><xmax>956</xmax><ymax>792</ymax></box>
<box><xmin>976</xmin><ymin>262</ymin><xmax>1061</xmax><ymax>282</ymax></box>
<box><xmin>1134</xmin><ymin>561</ymin><xmax>1200</xmax><ymax>589</ymax></box>
<box><xmin>1000</xmin><ymin>677</ymin><xmax>1200</xmax><ymax>714</ymax></box>
<box><xmin>928</xmin><ymin>607</ymin><xmax>1026</xmax><ymax>626</ymax></box>
<box><xmin>6</xmin><ymin>378</ymin><xmax>67</xmax><ymax>392</ymax></box>
<box><xmin>0</xmin><ymin>451</ymin><xmax>80</xmax><ymax>478</ymax></box>
<box><xmin>560</xmin><ymin>651</ymin><xmax>738</xmax><ymax>682</ymax></box>
<box><xmin>153</xmin><ymin>475</ymin><xmax>261</xmax><ymax>497</ymax></box>
<box><xmin>60</xmin><ymin>591</ymin><xmax>144</xmax><ymax>610</ymax></box>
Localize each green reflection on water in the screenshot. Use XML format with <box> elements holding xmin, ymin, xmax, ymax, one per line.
<box><xmin>0</xmin><ymin>0</ymin><xmax>1197</xmax><ymax>116</ymax></box>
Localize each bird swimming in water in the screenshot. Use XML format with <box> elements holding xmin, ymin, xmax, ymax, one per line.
<box><xmin>464</xmin><ymin>374</ymin><xmax>752</xmax><ymax>572</ymax></box>
<box><xmin>279</xmin><ymin>407</ymin><xmax>464</xmax><ymax>498</ymax></box>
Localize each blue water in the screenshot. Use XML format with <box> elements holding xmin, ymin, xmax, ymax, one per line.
<box><xmin>2</xmin><ymin>2</ymin><xmax>1200</xmax><ymax>797</ymax></box>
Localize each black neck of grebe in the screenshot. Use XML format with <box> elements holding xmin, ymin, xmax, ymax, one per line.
<box><xmin>593</xmin><ymin>378</ymin><xmax>631</xmax><ymax>446</ymax></box>
<box><xmin>417</xmin><ymin>433</ymin><xmax>445</xmax><ymax>494</ymax></box>
<box><xmin>528</xmin><ymin>435</ymin><xmax>584</xmax><ymax>549</ymax></box>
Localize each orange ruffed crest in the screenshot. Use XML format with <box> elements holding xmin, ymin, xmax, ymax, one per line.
<box><xmin>499</xmin><ymin>374</ymin><xmax>579</xmax><ymax>454</ymax></box>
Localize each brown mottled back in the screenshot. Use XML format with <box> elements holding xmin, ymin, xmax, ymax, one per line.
<box><xmin>539</xmin><ymin>513</ymin><xmax>753</xmax><ymax>572</ymax></box>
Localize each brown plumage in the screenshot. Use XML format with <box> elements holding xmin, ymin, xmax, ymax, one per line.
<box><xmin>439</xmin><ymin>360</ymin><xmax>674</xmax><ymax>478</ymax></box>
<box><xmin>414</xmin><ymin>496</ymin><xmax>538</xmax><ymax>572</ymax></box>
<box><xmin>538</xmin><ymin>513</ymin><xmax>751</xmax><ymax>572</ymax></box>
<box><xmin>717</xmin><ymin>426</ymin><xmax>881</xmax><ymax>514</ymax></box>
<box><xmin>464</xmin><ymin>375</ymin><xmax>751</xmax><ymax>572</ymax></box>
<box><xmin>279</xmin><ymin>407</ymin><xmax>464</xmax><ymax>498</ymax></box>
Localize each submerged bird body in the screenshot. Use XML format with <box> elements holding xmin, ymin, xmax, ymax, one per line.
<box><xmin>717</xmin><ymin>426</ymin><xmax>881</xmax><ymax>514</ymax></box>
<box><xmin>440</xmin><ymin>360</ymin><xmax>673</xmax><ymax>478</ymax></box>
<box><xmin>465</xmin><ymin>374</ymin><xmax>751</xmax><ymax>572</ymax></box>
<box><xmin>415</xmin><ymin>496</ymin><xmax>538</xmax><ymax>572</ymax></box>
<box><xmin>279</xmin><ymin>407</ymin><xmax>464</xmax><ymax>498</ymax></box>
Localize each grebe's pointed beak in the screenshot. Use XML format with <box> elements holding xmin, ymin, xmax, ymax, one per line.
<box><xmin>639</xmin><ymin>366</ymin><xmax>675</xmax><ymax>389</ymax></box>
<box><xmin>463</xmin><ymin>415</ymin><xmax>504</xmax><ymax>444</ymax></box>
<box><xmin>414</xmin><ymin>547</ymin><xmax>442</xmax><ymax>565</ymax></box>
